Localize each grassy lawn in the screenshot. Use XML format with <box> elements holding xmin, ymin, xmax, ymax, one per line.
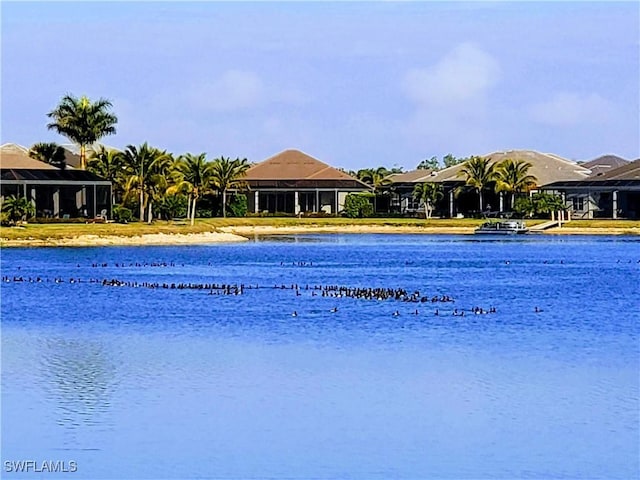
<box><xmin>1</xmin><ymin>217</ymin><xmax>637</xmax><ymax>241</ymax></box>
<box><xmin>559</xmin><ymin>219</ymin><xmax>640</xmax><ymax>229</ymax></box>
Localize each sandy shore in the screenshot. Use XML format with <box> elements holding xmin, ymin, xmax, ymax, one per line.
<box><xmin>221</xmin><ymin>225</ymin><xmax>476</xmax><ymax>236</ymax></box>
<box><xmin>2</xmin><ymin>224</ymin><xmax>637</xmax><ymax>247</ymax></box>
<box><xmin>0</xmin><ymin>231</ymin><xmax>249</xmax><ymax>247</ymax></box>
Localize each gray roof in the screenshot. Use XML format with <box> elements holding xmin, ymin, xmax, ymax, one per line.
<box><xmin>594</xmin><ymin>159</ymin><xmax>640</xmax><ymax>181</ymax></box>
<box><xmin>583</xmin><ymin>155</ymin><xmax>630</xmax><ymax>177</ymax></box>
<box><xmin>390</xmin><ymin>150</ymin><xmax>591</xmax><ymax>187</ymax></box>
<box><xmin>387</xmin><ymin>169</ymin><xmax>436</xmax><ymax>184</ymax></box>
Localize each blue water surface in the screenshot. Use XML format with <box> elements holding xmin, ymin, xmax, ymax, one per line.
<box><xmin>1</xmin><ymin>234</ymin><xmax>639</xmax><ymax>479</ymax></box>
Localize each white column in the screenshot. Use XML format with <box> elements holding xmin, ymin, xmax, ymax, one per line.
<box><xmin>612</xmin><ymin>190</ymin><xmax>618</xmax><ymax>219</ymax></box>
<box><xmin>294</xmin><ymin>191</ymin><xmax>300</xmax><ymax>215</ymax></box>
<box><xmin>53</xmin><ymin>188</ymin><xmax>60</xmax><ymax>217</ymax></box>
<box><xmin>449</xmin><ymin>189</ymin><xmax>454</xmax><ymax>218</ymax></box>
<box><xmin>499</xmin><ymin>192</ymin><xmax>504</xmax><ymax>212</ymax></box>
<box><xmin>254</xmin><ymin>191</ymin><xmax>259</xmax><ymax>213</ymax></box>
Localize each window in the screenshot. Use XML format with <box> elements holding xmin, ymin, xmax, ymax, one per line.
<box><xmin>406</xmin><ymin>195</ymin><xmax>420</xmax><ymax>211</ymax></box>
<box><xmin>572</xmin><ymin>197</ymin><xmax>584</xmax><ymax>211</ymax></box>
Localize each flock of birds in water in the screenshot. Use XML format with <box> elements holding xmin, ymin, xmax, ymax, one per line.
<box><xmin>4</xmin><ymin>257</ymin><xmax>638</xmax><ymax>317</ymax></box>
<box><xmin>11</xmin><ymin>258</ymin><xmax>624</xmax><ymax>318</ymax></box>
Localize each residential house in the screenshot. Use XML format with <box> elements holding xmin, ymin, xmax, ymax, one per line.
<box><xmin>543</xmin><ymin>159</ymin><xmax>640</xmax><ymax>219</ymax></box>
<box><xmin>244</xmin><ymin>149</ymin><xmax>372</xmax><ymax>215</ymax></box>
<box><xmin>1</xmin><ymin>143</ymin><xmax>112</xmax><ymax>219</ymax></box>
<box><xmin>386</xmin><ymin>150</ymin><xmax>592</xmax><ymax>217</ymax></box>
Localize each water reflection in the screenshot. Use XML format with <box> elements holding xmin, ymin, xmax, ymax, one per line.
<box><xmin>40</xmin><ymin>337</ymin><xmax>116</xmax><ymax>431</ymax></box>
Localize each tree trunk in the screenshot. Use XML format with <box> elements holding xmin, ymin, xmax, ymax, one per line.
<box><xmin>139</xmin><ymin>189</ymin><xmax>145</xmax><ymax>222</ymax></box>
<box><xmin>191</xmin><ymin>196</ymin><xmax>197</xmax><ymax>226</ymax></box>
<box><xmin>186</xmin><ymin>196</ymin><xmax>192</xmax><ymax>221</ymax></box>
<box><xmin>222</xmin><ymin>190</ymin><xmax>227</xmax><ymax>218</ymax></box>
<box><xmin>478</xmin><ymin>190</ymin><xmax>484</xmax><ymax>212</ymax></box>
<box><xmin>147</xmin><ymin>201</ymin><xmax>153</xmax><ymax>224</ymax></box>
<box><xmin>511</xmin><ymin>192</ymin><xmax>515</xmax><ymax>211</ymax></box>
<box><xmin>424</xmin><ymin>202</ymin><xmax>429</xmax><ymax>219</ymax></box>
<box><xmin>80</xmin><ymin>144</ymin><xmax>86</xmax><ymax>170</ymax></box>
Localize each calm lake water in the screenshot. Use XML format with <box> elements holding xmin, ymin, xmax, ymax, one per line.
<box><xmin>2</xmin><ymin>234</ymin><xmax>639</xmax><ymax>479</ymax></box>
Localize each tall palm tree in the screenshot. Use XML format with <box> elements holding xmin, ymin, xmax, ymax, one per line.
<box><xmin>172</xmin><ymin>153</ymin><xmax>213</xmax><ymax>225</ymax></box>
<box><xmin>87</xmin><ymin>146</ymin><xmax>126</xmax><ymax>205</ymax></box>
<box><xmin>28</xmin><ymin>142</ymin><xmax>67</xmax><ymax>169</ymax></box>
<box><xmin>493</xmin><ymin>159</ymin><xmax>537</xmax><ymax>210</ymax></box>
<box><xmin>47</xmin><ymin>94</ymin><xmax>117</xmax><ymax>170</ymax></box>
<box><xmin>458</xmin><ymin>156</ymin><xmax>496</xmax><ymax>212</ymax></box>
<box><xmin>120</xmin><ymin>143</ymin><xmax>172</xmax><ymax>222</ymax></box>
<box><xmin>412</xmin><ymin>182</ymin><xmax>444</xmax><ymax>219</ymax></box>
<box><xmin>210</xmin><ymin>156</ymin><xmax>250</xmax><ymax>218</ymax></box>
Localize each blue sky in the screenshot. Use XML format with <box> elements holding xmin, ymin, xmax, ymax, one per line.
<box><xmin>2</xmin><ymin>1</ymin><xmax>638</xmax><ymax>170</ymax></box>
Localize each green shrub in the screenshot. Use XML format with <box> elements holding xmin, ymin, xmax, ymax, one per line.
<box><xmin>1</xmin><ymin>211</ymin><xmax>13</xmax><ymax>226</ymax></box>
<box><xmin>514</xmin><ymin>193</ymin><xmax>566</xmax><ymax>218</ymax></box>
<box><xmin>157</xmin><ymin>195</ymin><xmax>187</xmax><ymax>220</ymax></box>
<box><xmin>196</xmin><ymin>208</ymin><xmax>213</xmax><ymax>218</ymax></box>
<box><xmin>112</xmin><ymin>205</ymin><xmax>133</xmax><ymax>223</ymax></box>
<box><xmin>1</xmin><ymin>195</ymin><xmax>35</xmax><ymax>222</ymax></box>
<box><xmin>342</xmin><ymin>194</ymin><xmax>374</xmax><ymax>218</ymax></box>
<box><xmin>227</xmin><ymin>194</ymin><xmax>248</xmax><ymax>217</ymax></box>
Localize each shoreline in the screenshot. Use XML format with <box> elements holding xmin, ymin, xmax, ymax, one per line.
<box><xmin>0</xmin><ymin>231</ymin><xmax>249</xmax><ymax>248</ymax></box>
<box><xmin>1</xmin><ymin>224</ymin><xmax>638</xmax><ymax>247</ymax></box>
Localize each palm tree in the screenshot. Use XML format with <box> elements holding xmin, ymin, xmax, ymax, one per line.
<box><xmin>87</xmin><ymin>146</ymin><xmax>126</xmax><ymax>205</ymax></box>
<box><xmin>412</xmin><ymin>183</ymin><xmax>444</xmax><ymax>219</ymax></box>
<box><xmin>458</xmin><ymin>156</ymin><xmax>496</xmax><ymax>212</ymax></box>
<box><xmin>357</xmin><ymin>167</ymin><xmax>392</xmax><ymax>190</ymax></box>
<box><xmin>357</xmin><ymin>167</ymin><xmax>393</xmax><ymax>212</ymax></box>
<box><xmin>120</xmin><ymin>143</ymin><xmax>172</xmax><ymax>222</ymax></box>
<box><xmin>47</xmin><ymin>94</ymin><xmax>117</xmax><ymax>170</ymax></box>
<box><xmin>28</xmin><ymin>142</ymin><xmax>67</xmax><ymax>169</ymax></box>
<box><xmin>210</xmin><ymin>156</ymin><xmax>250</xmax><ymax>218</ymax></box>
<box><xmin>172</xmin><ymin>153</ymin><xmax>213</xmax><ymax>225</ymax></box>
<box><xmin>1</xmin><ymin>195</ymin><xmax>35</xmax><ymax>223</ymax></box>
<box><xmin>493</xmin><ymin>159</ymin><xmax>537</xmax><ymax>210</ymax></box>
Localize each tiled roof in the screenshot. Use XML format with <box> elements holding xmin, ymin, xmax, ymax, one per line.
<box><xmin>391</xmin><ymin>150</ymin><xmax>591</xmax><ymax>187</ymax></box>
<box><xmin>387</xmin><ymin>169</ymin><xmax>436</xmax><ymax>184</ymax></box>
<box><xmin>0</xmin><ymin>143</ymin><xmax>59</xmax><ymax>170</ymax></box>
<box><xmin>245</xmin><ymin>149</ymin><xmax>369</xmax><ymax>187</ymax></box>
<box><xmin>583</xmin><ymin>155</ymin><xmax>630</xmax><ymax>177</ymax></box>
<box><xmin>593</xmin><ymin>159</ymin><xmax>640</xmax><ymax>181</ymax></box>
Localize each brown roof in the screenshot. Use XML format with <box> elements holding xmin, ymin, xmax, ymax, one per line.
<box><xmin>394</xmin><ymin>150</ymin><xmax>591</xmax><ymax>187</ymax></box>
<box><xmin>245</xmin><ymin>149</ymin><xmax>369</xmax><ymax>186</ymax></box>
<box><xmin>593</xmin><ymin>159</ymin><xmax>640</xmax><ymax>181</ymax></box>
<box><xmin>583</xmin><ymin>155</ymin><xmax>630</xmax><ymax>177</ymax></box>
<box><xmin>0</xmin><ymin>143</ymin><xmax>59</xmax><ymax>170</ymax></box>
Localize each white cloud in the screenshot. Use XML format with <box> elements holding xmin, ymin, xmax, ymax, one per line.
<box><xmin>529</xmin><ymin>92</ymin><xmax>614</xmax><ymax>127</ymax></box>
<box><xmin>399</xmin><ymin>43</ymin><xmax>501</xmax><ymax>157</ymax></box>
<box><xmin>185</xmin><ymin>70</ymin><xmax>264</xmax><ymax>112</ymax></box>
<box><xmin>402</xmin><ymin>42</ymin><xmax>501</xmax><ymax>107</ymax></box>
